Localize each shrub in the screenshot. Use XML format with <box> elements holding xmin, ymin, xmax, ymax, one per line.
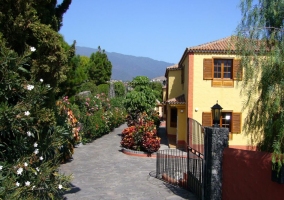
<box><xmin>74</xmin><ymin>93</ymin><xmax>126</xmax><ymax>143</ymax></box>
<box><xmin>0</xmin><ymin>42</ymin><xmax>71</xmax><ymax>199</ymax></box>
<box><xmin>121</xmin><ymin>116</ymin><xmax>160</xmax><ymax>153</ymax></box>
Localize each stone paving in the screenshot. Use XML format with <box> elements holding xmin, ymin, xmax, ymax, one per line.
<box><xmin>60</xmin><ymin>123</ymin><xmax>198</xmax><ymax>200</ymax></box>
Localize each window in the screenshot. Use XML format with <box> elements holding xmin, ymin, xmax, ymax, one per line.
<box><xmin>221</xmin><ymin>112</ymin><xmax>232</xmax><ymax>132</ymax></box>
<box><xmin>214</xmin><ymin>59</ymin><xmax>232</xmax><ymax>79</ymax></box>
<box><xmin>203</xmin><ymin>58</ymin><xmax>242</xmax><ymax>87</ymax></box>
<box><xmin>170</xmin><ymin>107</ymin><xmax>177</xmax><ymax>127</ymax></box>
<box><xmin>202</xmin><ymin>111</ymin><xmax>242</xmax><ymax>133</ymax></box>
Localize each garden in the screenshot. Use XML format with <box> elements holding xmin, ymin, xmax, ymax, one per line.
<box><xmin>0</xmin><ymin>2</ymin><xmax>163</xmax><ymax>199</ymax></box>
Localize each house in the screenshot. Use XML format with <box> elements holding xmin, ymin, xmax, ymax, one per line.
<box><xmin>163</xmin><ymin>36</ymin><xmax>254</xmax><ymax>150</ymax></box>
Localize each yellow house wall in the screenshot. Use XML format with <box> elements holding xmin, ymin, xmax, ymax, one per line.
<box><xmin>177</xmin><ymin>107</ymin><xmax>186</xmax><ymax>142</ymax></box>
<box><xmin>162</xmin><ymin>88</ymin><xmax>166</xmax><ymax>102</ymax></box>
<box><xmin>167</xmin><ymin>70</ymin><xmax>183</xmax><ymax>99</ymax></box>
<box><xmin>166</xmin><ymin>69</ymin><xmax>184</xmax><ymax>136</ymax></box>
<box><xmin>191</xmin><ymin>53</ymin><xmax>250</xmax><ymax>147</ymax></box>
<box><xmin>166</xmin><ymin>104</ymin><xmax>176</xmax><ymax>136</ymax></box>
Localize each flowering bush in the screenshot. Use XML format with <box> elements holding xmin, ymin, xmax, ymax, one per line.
<box><xmin>0</xmin><ymin>43</ymin><xmax>71</xmax><ymax>199</ymax></box>
<box><xmin>74</xmin><ymin>93</ymin><xmax>126</xmax><ymax>143</ymax></box>
<box><xmin>56</xmin><ymin>96</ymin><xmax>82</xmax><ymax>162</ymax></box>
<box><xmin>121</xmin><ymin>116</ymin><xmax>160</xmax><ymax>153</ymax></box>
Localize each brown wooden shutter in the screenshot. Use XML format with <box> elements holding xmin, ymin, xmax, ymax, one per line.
<box><xmin>232</xmin><ymin>112</ymin><xmax>242</xmax><ymax>133</ymax></box>
<box><xmin>202</xmin><ymin>112</ymin><xmax>212</xmax><ymax>127</ymax></box>
<box><xmin>203</xmin><ymin>59</ymin><xmax>213</xmax><ymax>80</ymax></box>
<box><xmin>233</xmin><ymin>59</ymin><xmax>242</xmax><ymax>80</ymax></box>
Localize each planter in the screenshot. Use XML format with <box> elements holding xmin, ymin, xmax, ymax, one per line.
<box><xmin>271</xmin><ymin>163</ymin><xmax>284</xmax><ymax>184</ymax></box>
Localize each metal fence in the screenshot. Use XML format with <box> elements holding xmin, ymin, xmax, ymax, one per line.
<box><xmin>156</xmin><ymin>149</ymin><xmax>188</xmax><ymax>188</ymax></box>
<box><xmin>187</xmin><ymin>118</ymin><xmax>205</xmax><ymax>200</ymax></box>
<box><xmin>155</xmin><ymin>118</ymin><xmax>205</xmax><ymax>199</ymax></box>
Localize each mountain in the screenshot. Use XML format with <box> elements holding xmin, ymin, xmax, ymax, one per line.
<box><xmin>75</xmin><ymin>46</ymin><xmax>174</xmax><ymax>81</ymax></box>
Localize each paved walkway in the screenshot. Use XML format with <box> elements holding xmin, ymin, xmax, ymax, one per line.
<box><xmin>60</xmin><ymin>123</ymin><xmax>198</xmax><ymax>200</ymax></box>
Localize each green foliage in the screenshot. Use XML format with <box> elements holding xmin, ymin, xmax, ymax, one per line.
<box><xmin>150</xmin><ymin>81</ymin><xmax>163</xmax><ymax>102</ymax></box>
<box><xmin>97</xmin><ymin>84</ymin><xmax>110</xmax><ymax>95</ymax></box>
<box><xmin>235</xmin><ymin>0</ymin><xmax>284</xmax><ymax>167</ymax></box>
<box><xmin>123</xmin><ymin>76</ymin><xmax>156</xmax><ymax>117</ymax></box>
<box><xmin>74</xmin><ymin>93</ymin><xmax>126</xmax><ymax>143</ymax></box>
<box><xmin>59</xmin><ymin>55</ymin><xmax>89</xmax><ymax>97</ymax></box>
<box><xmin>87</xmin><ymin>46</ymin><xmax>112</xmax><ymax>85</ymax></box>
<box><xmin>0</xmin><ymin>0</ymin><xmax>75</xmax><ymax>108</ymax></box>
<box><xmin>0</xmin><ymin>38</ymin><xmax>71</xmax><ymax>199</ymax></box>
<box><xmin>114</xmin><ymin>82</ymin><xmax>126</xmax><ymax>97</ymax></box>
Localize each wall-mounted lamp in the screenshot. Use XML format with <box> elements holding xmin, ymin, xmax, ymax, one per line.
<box><xmin>180</xmin><ymin>109</ymin><xmax>184</xmax><ymax>113</ymax></box>
<box><xmin>195</xmin><ymin>107</ymin><xmax>199</xmax><ymax>112</ymax></box>
<box><xmin>211</xmin><ymin>101</ymin><xmax>223</xmax><ymax>127</ymax></box>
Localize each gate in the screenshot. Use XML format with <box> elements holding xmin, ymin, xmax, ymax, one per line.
<box><xmin>187</xmin><ymin>118</ymin><xmax>205</xmax><ymax>200</ymax></box>
<box><xmin>155</xmin><ymin>118</ymin><xmax>205</xmax><ymax>200</ymax></box>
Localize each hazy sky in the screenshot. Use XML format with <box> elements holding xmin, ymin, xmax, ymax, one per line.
<box><xmin>59</xmin><ymin>0</ymin><xmax>242</xmax><ymax>63</ymax></box>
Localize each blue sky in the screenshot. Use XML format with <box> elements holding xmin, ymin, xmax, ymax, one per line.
<box><xmin>59</xmin><ymin>0</ymin><xmax>242</xmax><ymax>63</ymax></box>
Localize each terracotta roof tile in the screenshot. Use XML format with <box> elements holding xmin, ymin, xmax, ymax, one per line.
<box><xmin>187</xmin><ymin>36</ymin><xmax>236</xmax><ymax>53</ymax></box>
<box><xmin>165</xmin><ymin>64</ymin><xmax>180</xmax><ymax>77</ymax></box>
<box><xmin>166</xmin><ymin>94</ymin><xmax>186</xmax><ymax>104</ymax></box>
<box><xmin>166</xmin><ymin>64</ymin><xmax>179</xmax><ymax>69</ymax></box>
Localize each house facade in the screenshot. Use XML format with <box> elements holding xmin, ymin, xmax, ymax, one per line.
<box><xmin>164</xmin><ymin>37</ymin><xmax>254</xmax><ymax>150</ymax></box>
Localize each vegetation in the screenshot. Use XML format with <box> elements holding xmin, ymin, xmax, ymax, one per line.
<box><xmin>121</xmin><ymin>112</ymin><xmax>160</xmax><ymax>153</ymax></box>
<box><xmin>235</xmin><ymin>0</ymin><xmax>284</xmax><ymax>168</ymax></box>
<box><xmin>87</xmin><ymin>46</ymin><xmax>112</xmax><ymax>86</ymax></box>
<box><xmin>114</xmin><ymin>82</ymin><xmax>126</xmax><ymax>97</ymax></box>
<box><xmin>0</xmin><ymin>35</ymin><xmax>72</xmax><ymax>199</ymax></box>
<box><xmin>123</xmin><ymin>76</ymin><xmax>157</xmax><ymax>119</ymax></box>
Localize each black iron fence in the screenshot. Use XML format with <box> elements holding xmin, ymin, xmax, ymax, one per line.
<box><xmin>156</xmin><ymin>149</ymin><xmax>188</xmax><ymax>188</ymax></box>
<box><xmin>155</xmin><ymin>118</ymin><xmax>205</xmax><ymax>199</ymax></box>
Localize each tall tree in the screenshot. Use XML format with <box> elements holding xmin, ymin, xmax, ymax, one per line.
<box><xmin>59</xmin><ymin>55</ymin><xmax>89</xmax><ymax>97</ymax></box>
<box><xmin>87</xmin><ymin>46</ymin><xmax>112</xmax><ymax>85</ymax></box>
<box><xmin>235</xmin><ymin>0</ymin><xmax>284</xmax><ymax>165</ymax></box>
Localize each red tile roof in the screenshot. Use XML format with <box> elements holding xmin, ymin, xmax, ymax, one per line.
<box><xmin>165</xmin><ymin>64</ymin><xmax>180</xmax><ymax>77</ymax></box>
<box><xmin>187</xmin><ymin>36</ymin><xmax>236</xmax><ymax>53</ymax></box>
<box><xmin>166</xmin><ymin>94</ymin><xmax>186</xmax><ymax>104</ymax></box>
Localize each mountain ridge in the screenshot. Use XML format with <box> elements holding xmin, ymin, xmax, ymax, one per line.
<box><xmin>75</xmin><ymin>46</ymin><xmax>174</xmax><ymax>81</ymax></box>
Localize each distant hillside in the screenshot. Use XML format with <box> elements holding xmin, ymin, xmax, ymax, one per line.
<box><xmin>76</xmin><ymin>46</ymin><xmax>174</xmax><ymax>81</ymax></box>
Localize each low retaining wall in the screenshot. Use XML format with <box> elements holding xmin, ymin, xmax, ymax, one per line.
<box><xmin>121</xmin><ymin>148</ymin><xmax>157</xmax><ymax>158</ymax></box>
<box><xmin>222</xmin><ymin>148</ymin><xmax>284</xmax><ymax>200</ymax></box>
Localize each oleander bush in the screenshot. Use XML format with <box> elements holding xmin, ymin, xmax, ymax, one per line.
<box><xmin>74</xmin><ymin>93</ymin><xmax>126</xmax><ymax>143</ymax></box>
<box><xmin>0</xmin><ymin>41</ymin><xmax>72</xmax><ymax>199</ymax></box>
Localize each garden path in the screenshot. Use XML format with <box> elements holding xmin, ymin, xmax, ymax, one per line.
<box><xmin>60</xmin><ymin>122</ymin><xmax>197</xmax><ymax>200</ymax></box>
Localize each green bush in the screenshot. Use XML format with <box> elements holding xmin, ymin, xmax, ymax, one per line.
<box><xmin>73</xmin><ymin>93</ymin><xmax>126</xmax><ymax>144</ymax></box>
<box><xmin>0</xmin><ymin>42</ymin><xmax>71</xmax><ymax>199</ymax></box>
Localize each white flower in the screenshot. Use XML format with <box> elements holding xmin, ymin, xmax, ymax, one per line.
<box><xmin>58</xmin><ymin>184</ymin><xmax>63</xmax><ymax>189</ymax></box>
<box><xmin>34</xmin><ymin>171</ymin><xmax>37</xmax><ymax>175</ymax></box>
<box><xmin>36</xmin><ymin>167</ymin><xmax>40</xmax><ymax>172</ymax></box>
<box><xmin>24</xmin><ymin>111</ymin><xmax>30</xmax><ymax>116</ymax></box>
<box><xmin>34</xmin><ymin>149</ymin><xmax>39</xmax><ymax>155</ymax></box>
<box><xmin>27</xmin><ymin>131</ymin><xmax>32</xmax><ymax>137</ymax></box>
<box><xmin>16</xmin><ymin>182</ymin><xmax>20</xmax><ymax>187</ymax></box>
<box><xmin>32</xmin><ymin>186</ymin><xmax>35</xmax><ymax>190</ymax></box>
<box><xmin>40</xmin><ymin>79</ymin><xmax>43</xmax><ymax>82</ymax></box>
<box><xmin>30</xmin><ymin>47</ymin><xmax>36</xmax><ymax>52</ymax></box>
<box><xmin>24</xmin><ymin>162</ymin><xmax>28</xmax><ymax>167</ymax></box>
<box><xmin>17</xmin><ymin>167</ymin><xmax>23</xmax><ymax>175</ymax></box>
<box><xmin>0</xmin><ymin>166</ymin><xmax>3</xmax><ymax>170</ymax></box>
<box><xmin>39</xmin><ymin>156</ymin><xmax>43</xmax><ymax>160</ymax></box>
<box><xmin>46</xmin><ymin>84</ymin><xmax>50</xmax><ymax>88</ymax></box>
<box><xmin>34</xmin><ymin>142</ymin><xmax>38</xmax><ymax>148</ymax></box>
<box><xmin>27</xmin><ymin>85</ymin><xmax>34</xmax><ymax>90</ymax></box>
<box><xmin>25</xmin><ymin>181</ymin><xmax>30</xmax><ymax>186</ymax></box>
